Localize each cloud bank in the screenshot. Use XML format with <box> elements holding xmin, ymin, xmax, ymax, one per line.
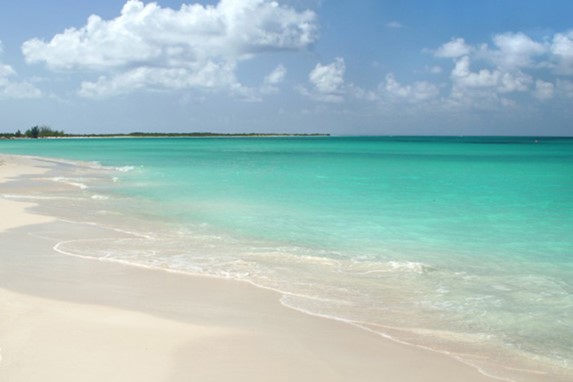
<box><xmin>296</xmin><ymin>28</ymin><xmax>573</xmax><ymax>115</ymax></box>
<box><xmin>13</xmin><ymin>1</ymin><xmax>573</xmax><ymax>122</ymax></box>
<box><xmin>22</xmin><ymin>0</ymin><xmax>317</xmax><ymax>98</ymax></box>
<box><xmin>432</xmin><ymin>30</ymin><xmax>573</xmax><ymax>109</ymax></box>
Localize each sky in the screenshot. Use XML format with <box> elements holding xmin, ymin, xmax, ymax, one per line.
<box><xmin>1</xmin><ymin>0</ymin><xmax>573</xmax><ymax>136</ymax></box>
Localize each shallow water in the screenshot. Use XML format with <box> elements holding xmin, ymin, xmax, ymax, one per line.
<box><xmin>1</xmin><ymin>136</ymin><xmax>572</xmax><ymax>381</ymax></box>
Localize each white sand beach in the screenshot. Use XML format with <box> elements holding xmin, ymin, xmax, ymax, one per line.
<box><xmin>0</xmin><ymin>154</ymin><xmax>498</xmax><ymax>382</ymax></box>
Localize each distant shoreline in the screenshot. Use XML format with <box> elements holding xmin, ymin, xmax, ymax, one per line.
<box><xmin>4</xmin><ymin>133</ymin><xmax>573</xmax><ymax>141</ymax></box>
<box><xmin>0</xmin><ymin>132</ymin><xmax>330</xmax><ymax>140</ymax></box>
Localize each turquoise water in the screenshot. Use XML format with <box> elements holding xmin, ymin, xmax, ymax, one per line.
<box><xmin>1</xmin><ymin>137</ymin><xmax>572</xmax><ymax>380</ymax></box>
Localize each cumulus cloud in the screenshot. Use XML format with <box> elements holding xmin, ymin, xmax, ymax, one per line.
<box><xmin>300</xmin><ymin>28</ymin><xmax>573</xmax><ymax>112</ymax></box>
<box><xmin>447</xmin><ymin>56</ymin><xmax>531</xmax><ymax>109</ymax></box>
<box><xmin>435</xmin><ymin>38</ymin><xmax>471</xmax><ymax>58</ymax></box>
<box><xmin>498</xmin><ymin>71</ymin><xmax>532</xmax><ymax>93</ymax></box>
<box><xmin>489</xmin><ymin>32</ymin><xmax>547</xmax><ymax>68</ymax></box>
<box><xmin>300</xmin><ymin>57</ymin><xmax>346</xmax><ymax>102</ymax></box>
<box><xmin>430</xmin><ymin>31</ymin><xmax>573</xmax><ymax>108</ymax></box>
<box><xmin>437</xmin><ymin>33</ymin><xmax>547</xmax><ymax>69</ymax></box>
<box><xmin>551</xmin><ymin>30</ymin><xmax>573</xmax><ymax>74</ymax></box>
<box><xmin>300</xmin><ymin>60</ymin><xmax>440</xmax><ymax>105</ymax></box>
<box><xmin>451</xmin><ymin>56</ymin><xmax>532</xmax><ymax>92</ymax></box>
<box><xmin>383</xmin><ymin>73</ymin><xmax>439</xmax><ymax>102</ymax></box>
<box><xmin>437</xmin><ymin>54</ymin><xmax>534</xmax><ymax>110</ymax></box>
<box><xmin>78</xmin><ymin>62</ymin><xmax>252</xmax><ymax>98</ymax></box>
<box><xmin>310</xmin><ymin>58</ymin><xmax>345</xmax><ymax>93</ymax></box>
<box><xmin>0</xmin><ymin>40</ymin><xmax>42</xmax><ymax>99</ymax></box>
<box><xmin>451</xmin><ymin>56</ymin><xmax>500</xmax><ymax>88</ymax></box>
<box><xmin>22</xmin><ymin>0</ymin><xmax>317</xmax><ymax>97</ymax></box>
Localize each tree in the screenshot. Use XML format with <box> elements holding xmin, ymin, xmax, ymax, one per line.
<box><xmin>23</xmin><ymin>125</ymin><xmax>64</xmax><ymax>138</ymax></box>
<box><xmin>15</xmin><ymin>129</ymin><xmax>22</xmax><ymax>137</ymax></box>
<box><xmin>25</xmin><ymin>126</ymin><xmax>40</xmax><ymax>139</ymax></box>
<box><xmin>39</xmin><ymin>126</ymin><xmax>64</xmax><ymax>137</ymax></box>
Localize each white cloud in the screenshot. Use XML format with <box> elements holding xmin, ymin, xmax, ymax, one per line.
<box><xmin>451</xmin><ymin>56</ymin><xmax>500</xmax><ymax>88</ymax></box>
<box><xmin>78</xmin><ymin>62</ymin><xmax>252</xmax><ymax>98</ymax></box>
<box><xmin>534</xmin><ymin>80</ymin><xmax>555</xmax><ymax>100</ymax></box>
<box><xmin>347</xmin><ymin>84</ymin><xmax>378</xmax><ymax>101</ymax></box>
<box><xmin>551</xmin><ymin>31</ymin><xmax>573</xmax><ymax>57</ymax></box>
<box><xmin>0</xmin><ymin>40</ymin><xmax>42</xmax><ymax>99</ymax></box>
<box><xmin>265</xmin><ymin>64</ymin><xmax>287</xmax><ymax>85</ymax></box>
<box><xmin>433</xmin><ymin>29</ymin><xmax>573</xmax><ymax>111</ymax></box>
<box><xmin>498</xmin><ymin>70</ymin><xmax>531</xmax><ymax>93</ymax></box>
<box><xmin>447</xmin><ymin>56</ymin><xmax>531</xmax><ymax>109</ymax></box>
<box><xmin>433</xmin><ymin>33</ymin><xmax>567</xmax><ymax>108</ymax></box>
<box><xmin>301</xmin><ymin>61</ymin><xmax>439</xmax><ymax>105</ymax></box>
<box><xmin>551</xmin><ymin>30</ymin><xmax>573</xmax><ymax>75</ymax></box>
<box><xmin>0</xmin><ymin>63</ymin><xmax>15</xmax><ymax>78</ymax></box>
<box><xmin>435</xmin><ymin>38</ymin><xmax>471</xmax><ymax>58</ymax></box>
<box><xmin>454</xmin><ymin>56</ymin><xmax>533</xmax><ymax>93</ymax></box>
<box><xmin>22</xmin><ymin>0</ymin><xmax>317</xmax><ymax>97</ymax></box>
<box><xmin>383</xmin><ymin>73</ymin><xmax>439</xmax><ymax>102</ymax></box>
<box><xmin>447</xmin><ymin>85</ymin><xmax>501</xmax><ymax>110</ymax></box>
<box><xmin>301</xmin><ymin>57</ymin><xmax>346</xmax><ymax>102</ymax></box>
<box><xmin>261</xmin><ymin>64</ymin><xmax>287</xmax><ymax>94</ymax></box>
<box><xmin>490</xmin><ymin>32</ymin><xmax>547</xmax><ymax>68</ymax></box>
<box><xmin>384</xmin><ymin>74</ymin><xmax>409</xmax><ymax>97</ymax></box>
<box><xmin>310</xmin><ymin>58</ymin><xmax>345</xmax><ymax>94</ymax></box>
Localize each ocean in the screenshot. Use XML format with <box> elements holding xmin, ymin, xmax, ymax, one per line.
<box><xmin>1</xmin><ymin>136</ymin><xmax>572</xmax><ymax>381</ymax></box>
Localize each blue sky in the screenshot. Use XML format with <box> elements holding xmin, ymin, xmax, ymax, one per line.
<box><xmin>1</xmin><ymin>0</ymin><xmax>572</xmax><ymax>135</ymax></box>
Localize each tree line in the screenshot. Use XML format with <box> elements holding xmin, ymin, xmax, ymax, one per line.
<box><xmin>0</xmin><ymin>126</ymin><xmax>65</xmax><ymax>139</ymax></box>
<box><xmin>1</xmin><ymin>128</ymin><xmax>329</xmax><ymax>139</ymax></box>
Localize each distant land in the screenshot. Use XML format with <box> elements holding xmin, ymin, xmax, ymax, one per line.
<box><xmin>0</xmin><ymin>127</ymin><xmax>329</xmax><ymax>139</ymax></box>
<box><xmin>65</xmin><ymin>132</ymin><xmax>330</xmax><ymax>138</ymax></box>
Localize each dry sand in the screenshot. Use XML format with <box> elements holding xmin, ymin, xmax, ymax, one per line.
<box><xmin>0</xmin><ymin>154</ymin><xmax>497</xmax><ymax>382</ymax></box>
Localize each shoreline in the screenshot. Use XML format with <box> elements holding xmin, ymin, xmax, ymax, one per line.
<box><xmin>0</xmin><ymin>133</ymin><xmax>331</xmax><ymax>140</ymax></box>
<box><xmin>0</xmin><ymin>153</ymin><xmax>502</xmax><ymax>381</ymax></box>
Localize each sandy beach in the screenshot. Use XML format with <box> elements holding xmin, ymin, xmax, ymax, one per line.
<box><xmin>0</xmin><ymin>154</ymin><xmax>499</xmax><ymax>382</ymax></box>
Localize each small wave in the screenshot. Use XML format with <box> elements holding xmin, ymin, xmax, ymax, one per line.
<box><xmin>91</xmin><ymin>194</ymin><xmax>110</xmax><ymax>200</ymax></box>
<box><xmin>0</xmin><ymin>194</ymin><xmax>84</xmax><ymax>201</ymax></box>
<box><xmin>114</xmin><ymin>166</ymin><xmax>135</xmax><ymax>173</ymax></box>
<box><xmin>29</xmin><ymin>155</ymin><xmax>137</xmax><ymax>175</ymax></box>
<box><xmin>83</xmin><ymin>161</ymin><xmax>135</xmax><ymax>173</ymax></box>
<box><xmin>50</xmin><ymin>177</ymin><xmax>88</xmax><ymax>190</ymax></box>
<box><xmin>386</xmin><ymin>261</ymin><xmax>433</xmax><ymax>273</ymax></box>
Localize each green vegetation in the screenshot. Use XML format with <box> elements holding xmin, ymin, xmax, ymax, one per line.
<box><xmin>0</xmin><ymin>128</ymin><xmax>328</xmax><ymax>139</ymax></box>
<box><xmin>36</xmin><ymin>126</ymin><xmax>65</xmax><ymax>138</ymax></box>
<box><xmin>1</xmin><ymin>125</ymin><xmax>65</xmax><ymax>139</ymax></box>
<box><xmin>75</xmin><ymin>132</ymin><xmax>329</xmax><ymax>138</ymax></box>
